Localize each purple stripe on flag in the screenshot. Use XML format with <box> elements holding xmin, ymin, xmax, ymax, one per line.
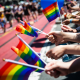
<box><xmin>23</xmin><ymin>68</ymin><xmax>36</xmax><ymax>80</ymax></box>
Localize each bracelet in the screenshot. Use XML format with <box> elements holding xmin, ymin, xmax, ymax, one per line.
<box><xmin>70</xmin><ymin>19</ymin><xmax>73</xmax><ymax>23</ymax></box>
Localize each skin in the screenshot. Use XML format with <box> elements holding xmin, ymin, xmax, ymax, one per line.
<box><xmin>46</xmin><ymin>31</ymin><xmax>77</xmax><ymax>45</ymax></box>
<box><xmin>67</xmin><ymin>3</ymin><xmax>80</xmax><ymax>11</ymax></box>
<box><xmin>62</xmin><ymin>19</ymin><xmax>80</xmax><ymax>25</ymax></box>
<box><xmin>61</xmin><ymin>25</ymin><xmax>77</xmax><ymax>33</ymax></box>
<box><xmin>45</xmin><ymin>57</ymin><xmax>80</xmax><ymax>78</ymax></box>
<box><xmin>46</xmin><ymin>45</ymin><xmax>80</xmax><ymax>60</ymax></box>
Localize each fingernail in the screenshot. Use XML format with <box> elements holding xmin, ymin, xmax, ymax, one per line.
<box><xmin>47</xmin><ymin>71</ymin><xmax>50</xmax><ymax>75</ymax></box>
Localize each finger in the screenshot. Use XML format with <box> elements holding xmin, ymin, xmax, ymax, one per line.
<box><xmin>46</xmin><ymin>50</ymin><xmax>52</xmax><ymax>57</ymax></box>
<box><xmin>61</xmin><ymin>27</ymin><xmax>69</xmax><ymax>32</ymax></box>
<box><xmin>50</xmin><ymin>70</ymin><xmax>60</xmax><ymax>78</ymax></box>
<box><xmin>62</xmin><ymin>21</ymin><xmax>66</xmax><ymax>24</ymax></box>
<box><xmin>61</xmin><ymin>27</ymin><xmax>67</xmax><ymax>31</ymax></box>
<box><xmin>62</xmin><ymin>25</ymin><xmax>69</xmax><ymax>29</ymax></box>
<box><xmin>48</xmin><ymin>31</ymin><xmax>60</xmax><ymax>36</ymax></box>
<box><xmin>48</xmin><ymin>36</ymin><xmax>54</xmax><ymax>42</ymax></box>
<box><xmin>61</xmin><ymin>25</ymin><xmax>68</xmax><ymax>30</ymax></box>
<box><xmin>45</xmin><ymin>64</ymin><xmax>57</xmax><ymax>71</ymax></box>
<box><xmin>48</xmin><ymin>35</ymin><xmax>54</xmax><ymax>40</ymax></box>
<box><xmin>45</xmin><ymin>34</ymin><xmax>49</xmax><ymax>38</ymax></box>
<box><xmin>45</xmin><ymin>62</ymin><xmax>55</xmax><ymax>70</ymax></box>
<box><xmin>45</xmin><ymin>71</ymin><xmax>51</xmax><ymax>75</ymax></box>
<box><xmin>46</xmin><ymin>53</ymin><xmax>50</xmax><ymax>58</ymax></box>
<box><xmin>50</xmin><ymin>38</ymin><xmax>55</xmax><ymax>43</ymax></box>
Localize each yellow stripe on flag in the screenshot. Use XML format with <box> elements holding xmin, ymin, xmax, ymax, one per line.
<box><xmin>6</xmin><ymin>65</ymin><xmax>22</xmax><ymax>80</ymax></box>
<box><xmin>45</xmin><ymin>7</ymin><xmax>58</xmax><ymax>16</ymax></box>
<box><xmin>28</xmin><ymin>27</ymin><xmax>32</xmax><ymax>33</ymax></box>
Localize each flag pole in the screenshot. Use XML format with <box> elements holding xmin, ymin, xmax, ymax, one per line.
<box><xmin>56</xmin><ymin>0</ymin><xmax>63</xmax><ymax>25</ymax></box>
<box><xmin>3</xmin><ymin>58</ymin><xmax>45</xmax><ymax>71</ymax></box>
<box><xmin>16</xmin><ymin>35</ymin><xmax>47</xmax><ymax>65</ymax></box>
<box><xmin>20</xmin><ymin>20</ymin><xmax>48</xmax><ymax>35</ymax></box>
<box><xmin>30</xmin><ymin>26</ymin><xmax>48</xmax><ymax>35</ymax></box>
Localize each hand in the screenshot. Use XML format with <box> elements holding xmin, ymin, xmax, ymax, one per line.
<box><xmin>62</xmin><ymin>19</ymin><xmax>70</xmax><ymax>25</ymax></box>
<box><xmin>61</xmin><ymin>25</ymin><xmax>77</xmax><ymax>33</ymax></box>
<box><xmin>61</xmin><ymin>25</ymin><xmax>73</xmax><ymax>32</ymax></box>
<box><xmin>46</xmin><ymin>45</ymin><xmax>65</xmax><ymax>60</ymax></box>
<box><xmin>45</xmin><ymin>61</ymin><xmax>70</xmax><ymax>78</ymax></box>
<box><xmin>45</xmin><ymin>31</ymin><xmax>67</xmax><ymax>46</ymax></box>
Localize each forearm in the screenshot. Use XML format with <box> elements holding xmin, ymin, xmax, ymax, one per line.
<box><xmin>61</xmin><ymin>32</ymin><xmax>80</xmax><ymax>43</ymax></box>
<box><xmin>61</xmin><ymin>32</ymin><xmax>77</xmax><ymax>42</ymax></box>
<box><xmin>68</xmin><ymin>57</ymin><xmax>80</xmax><ymax>73</ymax></box>
<box><xmin>71</xmin><ymin>19</ymin><xmax>80</xmax><ymax>24</ymax></box>
<box><xmin>63</xmin><ymin>45</ymin><xmax>80</xmax><ymax>55</ymax></box>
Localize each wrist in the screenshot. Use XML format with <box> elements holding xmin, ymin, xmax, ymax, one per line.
<box><xmin>69</xmin><ymin>19</ymin><xmax>73</xmax><ymax>23</ymax></box>
<box><xmin>63</xmin><ymin>32</ymin><xmax>76</xmax><ymax>42</ymax></box>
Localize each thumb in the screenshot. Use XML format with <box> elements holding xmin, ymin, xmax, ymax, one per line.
<box><xmin>48</xmin><ymin>31</ymin><xmax>61</xmax><ymax>36</ymax></box>
<box><xmin>45</xmin><ymin>64</ymin><xmax>57</xmax><ymax>71</ymax></box>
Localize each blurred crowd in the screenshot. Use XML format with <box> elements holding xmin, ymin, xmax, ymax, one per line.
<box><xmin>0</xmin><ymin>1</ymin><xmax>42</xmax><ymax>33</ymax></box>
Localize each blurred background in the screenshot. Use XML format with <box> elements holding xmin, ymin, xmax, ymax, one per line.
<box><xmin>0</xmin><ymin>0</ymin><xmax>42</xmax><ymax>33</ymax></box>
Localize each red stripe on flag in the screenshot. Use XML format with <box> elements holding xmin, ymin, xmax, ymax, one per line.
<box><xmin>42</xmin><ymin>2</ymin><xmax>57</xmax><ymax>13</ymax></box>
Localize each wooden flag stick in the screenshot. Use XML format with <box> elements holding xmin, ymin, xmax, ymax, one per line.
<box><xmin>31</xmin><ymin>26</ymin><xmax>48</xmax><ymax>35</ymax></box>
<box><xmin>3</xmin><ymin>58</ymin><xmax>45</xmax><ymax>71</ymax></box>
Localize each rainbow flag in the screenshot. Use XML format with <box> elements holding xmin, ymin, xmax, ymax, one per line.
<box><xmin>20</xmin><ymin>21</ymin><xmax>38</xmax><ymax>37</ymax></box>
<box><xmin>0</xmin><ymin>62</ymin><xmax>37</xmax><ymax>80</ymax></box>
<box><xmin>42</xmin><ymin>2</ymin><xmax>60</xmax><ymax>22</ymax></box>
<box><xmin>20</xmin><ymin>21</ymin><xmax>39</xmax><ymax>32</ymax></box>
<box><xmin>16</xmin><ymin>24</ymin><xmax>34</xmax><ymax>37</ymax></box>
<box><xmin>11</xmin><ymin>38</ymin><xmax>46</xmax><ymax>72</ymax></box>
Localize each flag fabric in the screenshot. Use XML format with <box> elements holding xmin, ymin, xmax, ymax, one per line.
<box><xmin>0</xmin><ymin>62</ymin><xmax>37</xmax><ymax>80</ymax></box>
<box><xmin>20</xmin><ymin>21</ymin><xmax>38</xmax><ymax>37</ymax></box>
<box><xmin>30</xmin><ymin>26</ymin><xmax>39</xmax><ymax>32</ymax></box>
<box><xmin>16</xmin><ymin>24</ymin><xmax>34</xmax><ymax>37</ymax></box>
<box><xmin>20</xmin><ymin>21</ymin><xmax>39</xmax><ymax>32</ymax></box>
<box><xmin>11</xmin><ymin>39</ymin><xmax>46</xmax><ymax>72</ymax></box>
<box><xmin>42</xmin><ymin>2</ymin><xmax>60</xmax><ymax>22</ymax></box>
<box><xmin>41</xmin><ymin>0</ymin><xmax>64</xmax><ymax>10</ymax></box>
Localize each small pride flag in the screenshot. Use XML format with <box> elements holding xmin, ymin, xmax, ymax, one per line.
<box><xmin>42</xmin><ymin>2</ymin><xmax>60</xmax><ymax>22</ymax></box>
<box><xmin>11</xmin><ymin>35</ymin><xmax>46</xmax><ymax>72</ymax></box>
<box><xmin>20</xmin><ymin>21</ymin><xmax>38</xmax><ymax>37</ymax></box>
<box><xmin>16</xmin><ymin>24</ymin><xmax>34</xmax><ymax>37</ymax></box>
<box><xmin>0</xmin><ymin>62</ymin><xmax>36</xmax><ymax>80</ymax></box>
<box><xmin>20</xmin><ymin>21</ymin><xmax>39</xmax><ymax>32</ymax></box>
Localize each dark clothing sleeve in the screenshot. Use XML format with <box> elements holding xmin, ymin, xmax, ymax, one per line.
<box><xmin>76</xmin><ymin>26</ymin><xmax>80</xmax><ymax>32</ymax></box>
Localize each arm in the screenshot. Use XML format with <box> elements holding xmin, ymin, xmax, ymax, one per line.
<box><xmin>68</xmin><ymin>4</ymin><xmax>80</xmax><ymax>11</ymax></box>
<box><xmin>46</xmin><ymin>31</ymin><xmax>79</xmax><ymax>45</ymax></box>
<box><xmin>62</xmin><ymin>19</ymin><xmax>80</xmax><ymax>25</ymax></box>
<box><xmin>46</xmin><ymin>45</ymin><xmax>80</xmax><ymax>59</ymax></box>
<box><xmin>45</xmin><ymin>57</ymin><xmax>80</xmax><ymax>78</ymax></box>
